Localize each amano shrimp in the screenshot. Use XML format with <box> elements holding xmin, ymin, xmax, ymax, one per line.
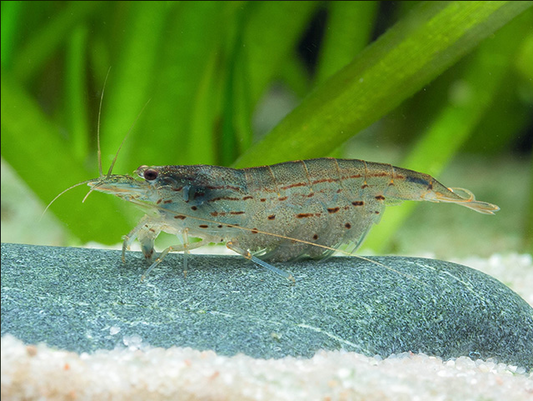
<box><xmin>78</xmin><ymin>158</ymin><xmax>499</xmax><ymax>282</ymax></box>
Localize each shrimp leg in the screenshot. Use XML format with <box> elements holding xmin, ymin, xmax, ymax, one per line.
<box><xmin>122</xmin><ymin>215</ymin><xmax>159</xmax><ymax>263</ymax></box>
<box><xmin>141</xmin><ymin>236</ymin><xmax>210</xmax><ymax>281</ymax></box>
<box><xmin>226</xmin><ymin>241</ymin><xmax>295</xmax><ymax>283</ymax></box>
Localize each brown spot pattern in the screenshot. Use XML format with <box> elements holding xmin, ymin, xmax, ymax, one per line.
<box><xmin>280</xmin><ymin>182</ymin><xmax>307</xmax><ymax>190</ymax></box>
<box><xmin>312</xmin><ymin>178</ymin><xmax>338</xmax><ymax>185</ymax></box>
<box><xmin>208</xmin><ymin>197</ymin><xmax>241</xmax><ymax>202</ymax></box>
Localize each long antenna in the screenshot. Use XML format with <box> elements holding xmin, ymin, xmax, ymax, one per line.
<box><xmin>106</xmin><ymin>99</ymin><xmax>151</xmax><ymax>178</ymax></box>
<box><xmin>41</xmin><ymin>179</ymin><xmax>95</xmax><ymax>219</ymax></box>
<box><xmin>97</xmin><ymin>68</ymin><xmax>111</xmax><ymax>178</ymax></box>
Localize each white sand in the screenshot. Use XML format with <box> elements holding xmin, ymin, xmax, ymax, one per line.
<box><xmin>2</xmin><ymin>253</ymin><xmax>532</xmax><ymax>400</ymax></box>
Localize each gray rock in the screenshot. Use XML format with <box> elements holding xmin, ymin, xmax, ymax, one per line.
<box><xmin>1</xmin><ymin>242</ymin><xmax>532</xmax><ymax>370</ymax></box>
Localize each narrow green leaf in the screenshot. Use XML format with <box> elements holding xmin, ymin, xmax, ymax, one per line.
<box><xmin>363</xmin><ymin>10</ymin><xmax>532</xmax><ymax>252</ymax></box>
<box><xmin>65</xmin><ymin>24</ymin><xmax>90</xmax><ymax>162</ymax></box>
<box><xmin>315</xmin><ymin>1</ymin><xmax>378</xmax><ymax>84</ymax></box>
<box><xmin>226</xmin><ymin>1</ymin><xmax>318</xmax><ymax>163</ymax></box>
<box><xmin>220</xmin><ymin>4</ymin><xmax>249</xmax><ymax>164</ymax></box>
<box><xmin>135</xmin><ymin>1</ymin><xmax>230</xmax><ymax>167</ymax></box>
<box><xmin>1</xmin><ymin>71</ymin><xmax>132</xmax><ymax>244</ymax></box>
<box><xmin>13</xmin><ymin>1</ymin><xmax>101</xmax><ymax>83</ymax></box>
<box><xmin>234</xmin><ymin>1</ymin><xmax>533</xmax><ymax>168</ymax></box>
<box><xmin>279</xmin><ymin>53</ymin><xmax>312</xmax><ymax>99</ymax></box>
<box><xmin>516</xmin><ymin>31</ymin><xmax>533</xmax><ymax>81</ymax></box>
<box><xmin>1</xmin><ymin>0</ymin><xmax>24</xmax><ymax>69</ymax></box>
<box><xmin>188</xmin><ymin>50</ymin><xmax>221</xmax><ymax>165</ymax></box>
<box><xmin>100</xmin><ymin>2</ymin><xmax>170</xmax><ymax>174</ymax></box>
<box><xmin>240</xmin><ymin>1</ymin><xmax>318</xmax><ymax>105</ymax></box>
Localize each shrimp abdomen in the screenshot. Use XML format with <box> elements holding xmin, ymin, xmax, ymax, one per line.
<box><xmin>366</xmin><ymin>164</ymin><xmax>499</xmax><ymax>215</ymax></box>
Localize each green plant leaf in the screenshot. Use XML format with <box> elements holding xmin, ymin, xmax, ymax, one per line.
<box><xmin>234</xmin><ymin>1</ymin><xmax>533</xmax><ymax>168</ymax></box>
<box><xmin>1</xmin><ymin>71</ymin><xmax>132</xmax><ymax>243</ymax></box>
<box><xmin>363</xmin><ymin>8</ymin><xmax>533</xmax><ymax>253</ymax></box>
<box><xmin>65</xmin><ymin>23</ymin><xmax>90</xmax><ymax>162</ymax></box>
<box><xmin>99</xmin><ymin>2</ymin><xmax>171</xmax><ymax>174</ymax></box>
<box><xmin>315</xmin><ymin>1</ymin><xmax>378</xmax><ymax>84</ymax></box>
<box><xmin>1</xmin><ymin>0</ymin><xmax>24</xmax><ymax>69</ymax></box>
<box><xmin>131</xmin><ymin>1</ymin><xmax>233</xmax><ymax>167</ymax></box>
<box><xmin>13</xmin><ymin>1</ymin><xmax>101</xmax><ymax>83</ymax></box>
<box><xmin>240</xmin><ymin>1</ymin><xmax>318</xmax><ymax>106</ymax></box>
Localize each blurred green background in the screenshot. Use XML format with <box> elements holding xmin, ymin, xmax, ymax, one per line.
<box><xmin>2</xmin><ymin>1</ymin><xmax>532</xmax><ymax>257</ymax></box>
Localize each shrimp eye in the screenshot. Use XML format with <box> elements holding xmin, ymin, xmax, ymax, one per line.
<box><xmin>144</xmin><ymin>169</ymin><xmax>158</xmax><ymax>181</ymax></box>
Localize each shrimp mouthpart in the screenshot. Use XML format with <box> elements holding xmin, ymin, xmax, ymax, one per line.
<box><xmin>86</xmin><ymin>175</ymin><xmax>155</xmax><ymax>203</ymax></box>
<box><xmin>88</xmin><ymin>175</ymin><xmax>145</xmax><ymax>193</ymax></box>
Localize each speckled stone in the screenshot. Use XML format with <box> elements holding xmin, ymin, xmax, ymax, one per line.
<box><xmin>2</xmin><ymin>243</ymin><xmax>532</xmax><ymax>370</ymax></box>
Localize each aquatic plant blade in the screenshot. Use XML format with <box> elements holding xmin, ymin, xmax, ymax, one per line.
<box><xmin>363</xmin><ymin>9</ymin><xmax>532</xmax><ymax>253</ymax></box>
<box><xmin>1</xmin><ymin>71</ymin><xmax>132</xmax><ymax>244</ymax></box>
<box><xmin>234</xmin><ymin>1</ymin><xmax>533</xmax><ymax>168</ymax></box>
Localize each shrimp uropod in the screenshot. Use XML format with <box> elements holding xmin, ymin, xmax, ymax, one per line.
<box><xmin>83</xmin><ymin>158</ymin><xmax>499</xmax><ymax>282</ymax></box>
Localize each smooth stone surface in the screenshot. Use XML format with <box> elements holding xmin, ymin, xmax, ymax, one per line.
<box><xmin>2</xmin><ymin>243</ymin><xmax>532</xmax><ymax>370</ymax></box>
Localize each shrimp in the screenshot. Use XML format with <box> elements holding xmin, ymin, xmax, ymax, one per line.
<box><xmin>84</xmin><ymin>159</ymin><xmax>499</xmax><ymax>282</ymax></box>
<box><xmin>46</xmin><ymin>75</ymin><xmax>498</xmax><ymax>282</ymax></box>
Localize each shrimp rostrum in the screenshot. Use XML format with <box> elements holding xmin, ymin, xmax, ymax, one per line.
<box><xmin>85</xmin><ymin>158</ymin><xmax>499</xmax><ymax>281</ymax></box>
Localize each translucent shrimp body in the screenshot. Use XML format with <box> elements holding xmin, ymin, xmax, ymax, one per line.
<box><xmin>87</xmin><ymin>158</ymin><xmax>499</xmax><ymax>280</ymax></box>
